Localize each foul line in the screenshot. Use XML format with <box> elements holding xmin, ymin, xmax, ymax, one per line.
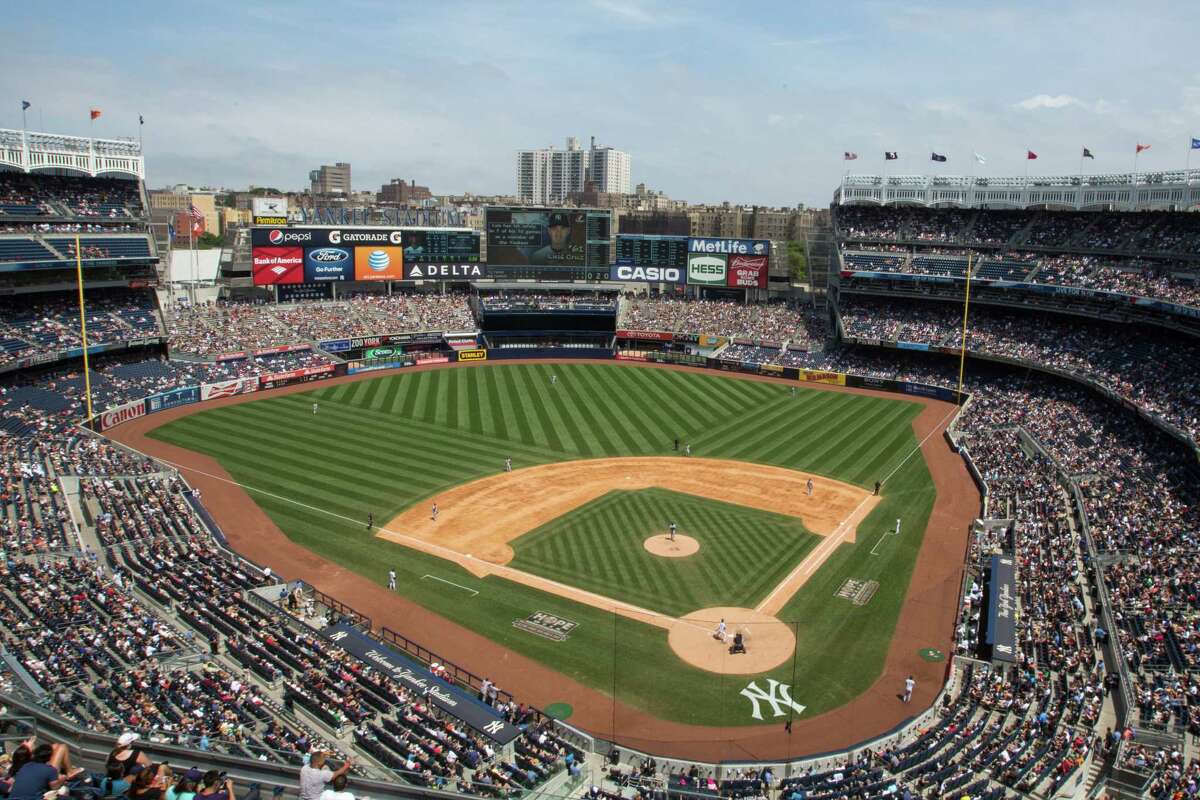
<box><xmin>869</xmin><ymin>528</ymin><xmax>900</xmax><ymax>556</ymax></box>
<box><xmin>421</xmin><ymin>575</ymin><xmax>479</xmax><ymax>596</ymax></box>
<box><xmin>755</xmin><ymin>403</ymin><xmax>960</xmax><ymax>613</ymax></box>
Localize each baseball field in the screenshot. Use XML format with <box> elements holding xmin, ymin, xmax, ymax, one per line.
<box><xmin>142</xmin><ymin>362</ymin><xmax>946</xmax><ymax>733</ymax></box>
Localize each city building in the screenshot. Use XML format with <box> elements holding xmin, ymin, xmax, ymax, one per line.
<box><xmin>309</xmin><ymin>162</ymin><xmax>352</xmax><ymax>196</ymax></box>
<box><xmin>516</xmin><ymin>137</ymin><xmax>630</xmax><ymax>204</ymax></box>
<box><xmin>378</xmin><ymin>178</ymin><xmax>433</xmax><ymax>205</ymax></box>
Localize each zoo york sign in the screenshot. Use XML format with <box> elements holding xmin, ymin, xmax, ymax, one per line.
<box><xmin>740</xmin><ymin>679</ymin><xmax>807</xmax><ymax>721</ymax></box>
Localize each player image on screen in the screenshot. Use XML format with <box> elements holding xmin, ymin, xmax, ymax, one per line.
<box><xmin>530</xmin><ymin>212</ymin><xmax>581</xmax><ymax>265</ymax></box>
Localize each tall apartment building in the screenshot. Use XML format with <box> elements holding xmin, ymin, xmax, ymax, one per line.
<box><xmin>309</xmin><ymin>162</ymin><xmax>351</xmax><ymax>196</ymax></box>
<box><xmin>516</xmin><ymin>137</ymin><xmax>631</xmax><ymax>204</ymax></box>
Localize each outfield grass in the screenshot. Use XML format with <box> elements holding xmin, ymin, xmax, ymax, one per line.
<box><xmin>149</xmin><ymin>362</ymin><xmax>937</xmax><ymax>726</ymax></box>
<box><xmin>509</xmin><ymin>487</ymin><xmax>821</xmax><ymax>617</ymax></box>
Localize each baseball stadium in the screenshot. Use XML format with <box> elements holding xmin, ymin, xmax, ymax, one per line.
<box><xmin>2</xmin><ymin>35</ymin><xmax>1200</xmax><ymax>800</ymax></box>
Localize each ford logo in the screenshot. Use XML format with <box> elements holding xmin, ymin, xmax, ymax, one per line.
<box><xmin>309</xmin><ymin>248</ymin><xmax>350</xmax><ymax>263</ymax></box>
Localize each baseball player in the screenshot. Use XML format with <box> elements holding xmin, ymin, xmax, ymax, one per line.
<box><xmin>685</xmin><ymin>443</ymin><xmax>691</xmax><ymax>457</ymax></box>
<box><xmin>312</xmin><ymin>402</ymin><xmax>319</xmax><ymax>415</ymax></box>
<box><xmin>668</xmin><ymin>522</ymin><xmax>677</xmax><ymax>542</ymax></box>
<box><xmin>806</xmin><ymin>478</ymin><xmax>813</xmax><ymax>497</ymax></box>
<box><xmin>903</xmin><ymin>675</ymin><xmax>915</xmax><ymax>703</ymax></box>
<box><xmin>715</xmin><ymin>619</ymin><xmax>727</xmax><ymax>643</ymax></box>
<box><xmin>387</xmin><ymin>569</ymin><xmax>397</xmax><ymax>590</ymax></box>
<box><xmin>550</xmin><ymin>374</ymin><xmax>557</xmax><ymax>386</ymax></box>
<box><xmin>895</xmin><ymin>517</ymin><xmax>901</xmax><ymax>536</ymax></box>
<box><xmin>791</xmin><ymin>386</ymin><xmax>797</xmax><ymax>398</ymax></box>
<box><xmin>366</xmin><ymin>512</ymin><xmax>373</xmax><ymax>531</ymax></box>
<box><xmin>431</xmin><ymin>503</ymin><xmax>439</xmax><ymax>521</ymax></box>
<box><xmin>505</xmin><ymin>457</ymin><xmax>512</xmax><ymax>472</ymax></box>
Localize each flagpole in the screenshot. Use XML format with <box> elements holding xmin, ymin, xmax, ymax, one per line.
<box><xmin>188</xmin><ymin>211</ymin><xmax>196</xmax><ymax>306</ymax></box>
<box><xmin>956</xmin><ymin>251</ymin><xmax>973</xmax><ymax>404</ymax></box>
<box><xmin>75</xmin><ymin>234</ymin><xmax>94</xmax><ymax>424</ymax></box>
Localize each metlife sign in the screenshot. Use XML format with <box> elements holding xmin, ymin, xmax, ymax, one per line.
<box><xmin>250</xmin><ymin>227</ymin><xmax>404</xmax><ymax>248</ymax></box>
<box><xmin>688</xmin><ymin>237</ymin><xmax>770</xmax><ymax>257</ymax></box>
<box><xmin>687</xmin><ymin>253</ymin><xmax>728</xmax><ymax>286</ymax></box>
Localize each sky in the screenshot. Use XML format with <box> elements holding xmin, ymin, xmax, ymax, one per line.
<box><xmin>2</xmin><ymin>0</ymin><xmax>1198</xmax><ymax>207</ymax></box>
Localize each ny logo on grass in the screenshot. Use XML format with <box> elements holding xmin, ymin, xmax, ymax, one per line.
<box><xmin>740</xmin><ymin>679</ymin><xmax>807</xmax><ymax>720</ymax></box>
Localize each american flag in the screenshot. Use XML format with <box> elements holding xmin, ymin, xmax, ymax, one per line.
<box><xmin>189</xmin><ymin>204</ymin><xmax>204</xmax><ymax>222</ymax></box>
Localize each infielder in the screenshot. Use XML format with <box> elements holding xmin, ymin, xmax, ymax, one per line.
<box><xmin>312</xmin><ymin>403</ymin><xmax>319</xmax><ymax>415</ymax></box>
<box><xmin>387</xmin><ymin>569</ymin><xmax>397</xmax><ymax>590</ymax></box>
<box><xmin>366</xmin><ymin>512</ymin><xmax>373</xmax><ymax>530</ymax></box>
<box><xmin>505</xmin><ymin>457</ymin><xmax>512</xmax><ymax>472</ymax></box>
<box><xmin>806</xmin><ymin>478</ymin><xmax>813</xmax><ymax>497</ymax></box>
<box><xmin>685</xmin><ymin>444</ymin><xmax>691</xmax><ymax>457</ymax></box>
<box><xmin>431</xmin><ymin>503</ymin><xmax>439</xmax><ymax>521</ymax></box>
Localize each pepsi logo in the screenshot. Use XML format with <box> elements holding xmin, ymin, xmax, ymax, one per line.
<box><xmin>269</xmin><ymin>229</ymin><xmax>284</xmax><ymax>244</ymax></box>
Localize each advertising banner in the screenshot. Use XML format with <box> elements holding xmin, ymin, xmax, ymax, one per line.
<box><xmin>252</xmin><ymin>247</ymin><xmax>304</xmax><ymax>284</ymax></box>
<box><xmin>615</xmin><ymin>352</ymin><xmax>649</xmax><ymax>362</ymax></box>
<box><xmin>354</xmin><ymin>246</ymin><xmax>404</xmax><ymax>281</ymax></box>
<box><xmin>798</xmin><ymin>370</ymin><xmax>846</xmax><ymax>385</ymax></box>
<box><xmin>727</xmin><ymin>255</ymin><xmax>769</xmax><ymax>288</ymax></box>
<box><xmin>320</xmin><ymin>622</ymin><xmax>520</xmax><ymax>744</ymax></box>
<box><xmin>347</xmin><ymin>359</ymin><xmax>411</xmax><ymax>375</ymax></box>
<box><xmin>261</xmin><ymin>364</ymin><xmax>336</xmax><ymax>389</ymax></box>
<box><xmin>402</xmin><ymin>263</ymin><xmax>487</xmax><ymax>280</ymax></box>
<box><xmin>254</xmin><ymin>344</ymin><xmax>310</xmax><ymax>357</ymax></box>
<box><xmin>251</xmin><ymin>227</ymin><xmax>403</xmax><ymax>248</ymax></box>
<box><xmin>608</xmin><ymin>264</ymin><xmax>685</xmax><ymax>283</ymax></box>
<box><xmin>318</xmin><ymin>339</ymin><xmax>351</xmax><ymax>353</ymax></box>
<box><xmin>146</xmin><ymin>385</ymin><xmax>200</xmax><ymax>414</ymax></box>
<box><xmin>201</xmin><ymin>377</ymin><xmax>260</xmax><ymax>401</ymax></box>
<box><xmin>415</xmin><ymin>354</ymin><xmax>450</xmax><ymax>365</ymax></box>
<box><xmin>251</xmin><ymin>197</ymin><xmax>288</xmax><ymax>226</ymax></box>
<box><xmin>216</xmin><ymin>351</ymin><xmax>248</xmax><ymax>362</ymax></box>
<box><xmin>457</xmin><ymin>348</ymin><xmax>487</xmax><ymax>361</ymax></box>
<box><xmin>348</xmin><ymin>332</ymin><xmax>443</xmax><ymax>349</ymax></box>
<box><xmin>986</xmin><ymin>555</ymin><xmax>1017</xmax><ymax>662</ymax></box>
<box><xmin>897</xmin><ymin>341</ymin><xmax>931</xmax><ymax>351</ymax></box>
<box><xmin>688</xmin><ymin>237</ymin><xmax>770</xmax><ymax>257</ymax></box>
<box><xmin>99</xmin><ymin>399</ymin><xmax>146</xmax><ymax>431</ymax></box>
<box><xmin>303</xmin><ymin>247</ymin><xmax>354</xmax><ymax>281</ymax></box>
<box><xmin>364</xmin><ymin>346</ymin><xmax>405</xmax><ymax>359</ymax></box>
<box><xmin>758</xmin><ymin>363</ymin><xmax>784</xmax><ymax>375</ymax></box>
<box><xmin>615</xmin><ymin>329</ymin><xmax>674</xmax><ymax>342</ymax></box>
<box><xmin>687</xmin><ymin>253</ymin><xmax>728</xmax><ymax>286</ymax></box>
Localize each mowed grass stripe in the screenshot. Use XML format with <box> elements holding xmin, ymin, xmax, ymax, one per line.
<box><xmin>499</xmin><ymin>365</ymin><xmax>547</xmax><ymax>449</ymax></box>
<box><xmin>480</xmin><ymin>368</ymin><xmax>510</xmax><ymax>441</ymax></box>
<box><xmin>799</xmin><ymin>398</ymin><xmax>906</xmax><ymax>477</ymax></box>
<box><xmin>820</xmin><ymin>405</ymin><xmax>917</xmax><ymax>480</ymax></box>
<box><xmin>536</xmin><ymin>365</ymin><xmax>599</xmax><ymax>456</ymax></box>
<box><xmin>615</xmin><ymin>368</ymin><xmax>704</xmax><ymax>444</ymax></box>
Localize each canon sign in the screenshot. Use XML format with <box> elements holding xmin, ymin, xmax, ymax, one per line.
<box><xmin>609</xmin><ymin>265</ymin><xmax>684</xmax><ymax>283</ymax></box>
<box><xmin>99</xmin><ymin>400</ymin><xmax>146</xmax><ymax>431</ymax></box>
<box><xmin>688</xmin><ymin>237</ymin><xmax>770</xmax><ymax>256</ymax></box>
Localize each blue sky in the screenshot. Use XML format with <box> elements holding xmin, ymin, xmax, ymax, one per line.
<box><xmin>2</xmin><ymin>0</ymin><xmax>1197</xmax><ymax>206</ymax></box>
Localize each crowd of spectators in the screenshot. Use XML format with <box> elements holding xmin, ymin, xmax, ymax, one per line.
<box><xmin>0</xmin><ymin>172</ymin><xmax>144</xmax><ymax>222</ymax></box>
<box><xmin>478</xmin><ymin>291</ymin><xmax>617</xmax><ymax>312</ymax></box>
<box><xmin>166</xmin><ymin>294</ymin><xmax>474</xmax><ymax>357</ymax></box>
<box><xmin>0</xmin><ymin>290</ymin><xmax>161</xmax><ymax>367</ymax></box>
<box><xmin>838</xmin><ymin>296</ymin><xmax>1200</xmax><ymax>444</ymax></box>
<box><xmin>620</xmin><ymin>297</ymin><xmax>814</xmax><ymax>343</ymax></box>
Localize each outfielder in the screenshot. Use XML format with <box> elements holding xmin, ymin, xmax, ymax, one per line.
<box><xmin>550</xmin><ymin>374</ymin><xmax>557</xmax><ymax>386</ymax></box>
<box><xmin>895</xmin><ymin>517</ymin><xmax>901</xmax><ymax>535</ymax></box>
<box><xmin>312</xmin><ymin>403</ymin><xmax>319</xmax><ymax>415</ymax></box>
<box><xmin>505</xmin><ymin>457</ymin><xmax>512</xmax><ymax>472</ymax></box>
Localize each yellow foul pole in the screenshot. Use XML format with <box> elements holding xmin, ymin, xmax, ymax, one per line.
<box><xmin>74</xmin><ymin>234</ymin><xmax>94</xmax><ymax>423</ymax></box>
<box><xmin>956</xmin><ymin>251</ymin><xmax>973</xmax><ymax>403</ymax></box>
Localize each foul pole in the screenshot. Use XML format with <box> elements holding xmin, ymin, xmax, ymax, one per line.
<box><xmin>956</xmin><ymin>252</ymin><xmax>973</xmax><ymax>403</ymax></box>
<box><xmin>74</xmin><ymin>234</ymin><xmax>94</xmax><ymax>423</ymax></box>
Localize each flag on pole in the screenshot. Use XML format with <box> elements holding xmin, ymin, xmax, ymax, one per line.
<box><xmin>21</xmin><ymin>100</ymin><xmax>31</xmax><ymax>111</ymax></box>
<box><xmin>1082</xmin><ymin>147</ymin><xmax>1095</xmax><ymax>159</ymax></box>
<box><xmin>139</xmin><ymin>115</ymin><xmax>144</xmax><ymax>126</ymax></box>
<box><xmin>1026</xmin><ymin>150</ymin><xmax>1038</xmax><ymax>160</ymax></box>
<box><xmin>167</xmin><ymin>221</ymin><xmax>175</xmax><ymax>240</ymax></box>
<box><xmin>931</xmin><ymin>152</ymin><xmax>947</xmax><ymax>162</ymax></box>
<box><xmin>189</xmin><ymin>204</ymin><xmax>204</xmax><ymax>235</ymax></box>
<box><xmin>1191</xmin><ymin>138</ymin><xmax>1200</xmax><ymax>150</ymax></box>
<box><xmin>843</xmin><ymin>152</ymin><xmax>858</xmax><ymax>160</ymax></box>
<box><xmin>973</xmin><ymin>152</ymin><xmax>986</xmax><ymax>165</ymax></box>
<box><xmin>884</xmin><ymin>151</ymin><xmax>898</xmax><ymax>160</ymax></box>
<box><xmin>89</xmin><ymin>108</ymin><xmax>102</xmax><ymax>120</ymax></box>
<box><xmin>1136</xmin><ymin>143</ymin><xmax>1151</xmax><ymax>153</ymax></box>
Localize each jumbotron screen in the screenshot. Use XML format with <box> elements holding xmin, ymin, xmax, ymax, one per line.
<box><xmin>485</xmin><ymin>207</ymin><xmax>611</xmax><ymax>280</ymax></box>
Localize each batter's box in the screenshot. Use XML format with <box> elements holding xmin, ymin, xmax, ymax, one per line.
<box><xmin>835</xmin><ymin>578</ymin><xmax>879</xmax><ymax>606</ymax></box>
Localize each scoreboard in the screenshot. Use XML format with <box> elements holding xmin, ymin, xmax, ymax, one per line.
<box><xmin>615</xmin><ymin>235</ymin><xmax>688</xmax><ymax>269</ymax></box>
<box><xmin>403</xmin><ymin>230</ymin><xmax>480</xmax><ymax>263</ymax></box>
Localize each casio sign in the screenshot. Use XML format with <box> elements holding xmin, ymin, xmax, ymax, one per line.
<box><xmin>612</xmin><ymin>265</ymin><xmax>682</xmax><ymax>282</ymax></box>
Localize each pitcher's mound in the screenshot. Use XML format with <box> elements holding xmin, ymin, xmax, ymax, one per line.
<box><xmin>668</xmin><ymin>606</ymin><xmax>795</xmax><ymax>674</ymax></box>
<box><xmin>644</xmin><ymin>533</ymin><xmax>699</xmax><ymax>558</ymax></box>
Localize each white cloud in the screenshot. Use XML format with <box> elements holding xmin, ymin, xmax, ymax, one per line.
<box><xmin>590</xmin><ymin>0</ymin><xmax>656</xmax><ymax>25</ymax></box>
<box><xmin>1015</xmin><ymin>94</ymin><xmax>1082</xmax><ymax>110</ymax></box>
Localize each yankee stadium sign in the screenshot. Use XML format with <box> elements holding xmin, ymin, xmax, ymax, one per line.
<box><xmin>297</xmin><ymin>206</ymin><xmax>467</xmax><ymax>227</ymax></box>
